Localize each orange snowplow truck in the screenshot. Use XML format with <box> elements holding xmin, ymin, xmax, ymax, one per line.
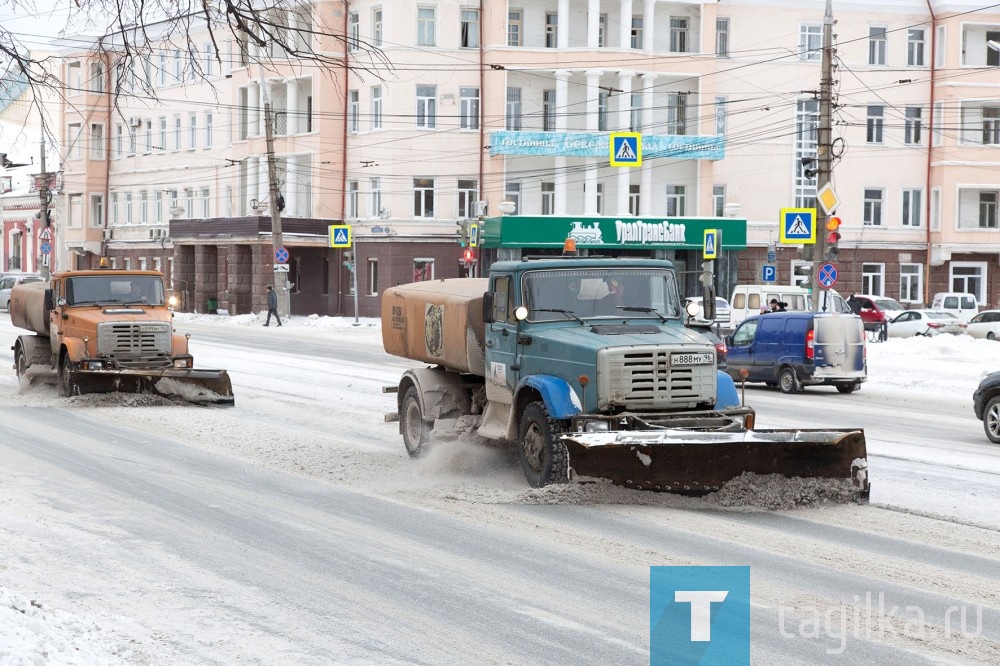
<box><xmin>10</xmin><ymin>267</ymin><xmax>234</xmax><ymax>405</ymax></box>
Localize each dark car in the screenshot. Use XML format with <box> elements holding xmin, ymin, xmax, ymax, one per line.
<box><xmin>973</xmin><ymin>372</ymin><xmax>1000</xmax><ymax>443</ymax></box>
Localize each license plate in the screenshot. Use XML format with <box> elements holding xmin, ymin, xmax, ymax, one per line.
<box><xmin>671</xmin><ymin>352</ymin><xmax>714</xmax><ymax>366</ymax></box>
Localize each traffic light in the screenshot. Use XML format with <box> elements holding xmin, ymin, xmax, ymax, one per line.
<box><xmin>699</xmin><ymin>261</ymin><xmax>714</xmax><ymax>287</ymax></box>
<box><xmin>461</xmin><ymin>247</ymin><xmax>476</xmax><ymax>268</ymax></box>
<box><xmin>342</xmin><ymin>251</ymin><xmax>354</xmax><ymax>270</ymax></box>
<box><xmin>456</xmin><ymin>219</ymin><xmax>469</xmax><ymax>247</ymax></box>
<box><xmin>793</xmin><ymin>262</ymin><xmax>814</xmax><ymax>290</ymax></box>
<box><xmin>825</xmin><ymin>216</ymin><xmax>842</xmax><ymax>260</ymax></box>
<box><xmin>699</xmin><ymin>261</ymin><xmax>716</xmax><ymax>319</ymax></box>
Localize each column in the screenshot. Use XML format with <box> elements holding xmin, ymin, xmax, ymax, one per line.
<box><xmin>258</xmin><ymin>81</ymin><xmax>267</xmax><ymax>137</ymax></box>
<box><xmin>558</xmin><ymin>0</ymin><xmax>570</xmax><ymax>49</ymax></box>
<box><xmin>585</xmin><ymin>70</ymin><xmax>602</xmax><ymax>215</ymax></box>
<box><xmin>286</xmin><ymin>79</ymin><xmax>299</xmax><ymax>135</ymax></box>
<box><xmin>555</xmin><ymin>71</ymin><xmax>570</xmax><ymax>215</ymax></box>
<box><xmin>640</xmin><ymin>74</ymin><xmax>656</xmax><ymax>216</ymax></box>
<box><xmin>587</xmin><ymin>0</ymin><xmax>600</xmax><ymax>48</ymax></box>
<box><xmin>285</xmin><ymin>157</ymin><xmax>298</xmax><ymax>217</ymax></box>
<box><xmin>643</xmin><ymin>0</ymin><xmax>656</xmax><ymax>51</ymax></box>
<box><xmin>616</xmin><ymin>71</ymin><xmax>634</xmax><ymax>216</ymax></box>
<box><xmin>249</xmin><ymin>82</ymin><xmax>261</xmax><ymax>137</ymax></box>
<box><xmin>619</xmin><ymin>0</ymin><xmax>634</xmax><ymax>49</ymax></box>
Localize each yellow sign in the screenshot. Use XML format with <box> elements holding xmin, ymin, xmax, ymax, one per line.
<box><xmin>816</xmin><ymin>183</ymin><xmax>840</xmax><ymax>215</ymax></box>
<box><xmin>609</xmin><ymin>132</ymin><xmax>642</xmax><ymax>167</ymax></box>
<box><xmin>329</xmin><ymin>225</ymin><xmax>352</xmax><ymax>248</ymax></box>
<box><xmin>778</xmin><ymin>208</ymin><xmax>816</xmax><ymax>245</ymax></box>
<box><xmin>703</xmin><ymin>229</ymin><xmax>718</xmax><ymax>259</ymax></box>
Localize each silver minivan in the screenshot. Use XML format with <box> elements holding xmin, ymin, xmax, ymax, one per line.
<box><xmin>0</xmin><ymin>273</ymin><xmax>44</xmax><ymax>310</ymax></box>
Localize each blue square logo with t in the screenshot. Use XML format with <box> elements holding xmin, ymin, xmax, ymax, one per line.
<box><xmin>650</xmin><ymin>566</ymin><xmax>750</xmax><ymax>665</ymax></box>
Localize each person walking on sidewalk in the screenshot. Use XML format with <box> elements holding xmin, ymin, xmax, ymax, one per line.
<box><xmin>265</xmin><ymin>285</ymin><xmax>282</xmax><ymax>326</ymax></box>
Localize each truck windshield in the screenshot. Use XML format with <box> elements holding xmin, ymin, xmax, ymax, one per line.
<box><xmin>522</xmin><ymin>268</ymin><xmax>681</xmax><ymax>322</ymax></box>
<box><xmin>65</xmin><ymin>275</ymin><xmax>166</xmax><ymax>306</ymax></box>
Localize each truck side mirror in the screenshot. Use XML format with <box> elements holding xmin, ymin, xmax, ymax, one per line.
<box><xmin>44</xmin><ymin>288</ymin><xmax>54</xmax><ymax>311</ymax></box>
<box><xmin>482</xmin><ymin>292</ymin><xmax>494</xmax><ymax>323</ymax></box>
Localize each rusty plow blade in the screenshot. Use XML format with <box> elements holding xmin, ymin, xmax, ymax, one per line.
<box><xmin>561</xmin><ymin>428</ymin><xmax>868</xmax><ymax>497</ymax></box>
<box><xmin>71</xmin><ymin>368</ymin><xmax>235</xmax><ymax>406</ymax></box>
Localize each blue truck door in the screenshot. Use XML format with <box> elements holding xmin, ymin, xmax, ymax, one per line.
<box><xmin>484</xmin><ymin>274</ymin><xmax>518</xmax><ymax>408</ymax></box>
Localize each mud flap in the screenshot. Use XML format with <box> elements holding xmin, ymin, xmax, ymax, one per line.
<box><xmin>70</xmin><ymin>368</ymin><xmax>235</xmax><ymax>406</ymax></box>
<box><xmin>562</xmin><ymin>428</ymin><xmax>868</xmax><ymax>497</ymax></box>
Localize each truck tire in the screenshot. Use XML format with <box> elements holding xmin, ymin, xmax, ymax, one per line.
<box><xmin>778</xmin><ymin>367</ymin><xmax>800</xmax><ymax>394</ymax></box>
<box><xmin>518</xmin><ymin>401</ymin><xmax>569</xmax><ymax>487</ymax></box>
<box><xmin>400</xmin><ymin>387</ymin><xmax>430</xmax><ymax>457</ymax></box>
<box><xmin>58</xmin><ymin>355</ymin><xmax>77</xmax><ymax>397</ymax></box>
<box><xmin>985</xmin><ymin>396</ymin><xmax>1000</xmax><ymax>444</ymax></box>
<box><xmin>14</xmin><ymin>347</ymin><xmax>30</xmax><ymax>390</ymax></box>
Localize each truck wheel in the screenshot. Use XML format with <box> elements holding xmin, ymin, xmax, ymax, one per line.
<box><xmin>14</xmin><ymin>347</ymin><xmax>30</xmax><ymax>389</ymax></box>
<box><xmin>778</xmin><ymin>367</ymin><xmax>800</xmax><ymax>394</ymax></box>
<box><xmin>518</xmin><ymin>401</ymin><xmax>569</xmax><ymax>487</ymax></box>
<box><xmin>400</xmin><ymin>387</ymin><xmax>430</xmax><ymax>457</ymax></box>
<box><xmin>985</xmin><ymin>396</ymin><xmax>1000</xmax><ymax>444</ymax></box>
<box><xmin>58</xmin><ymin>355</ymin><xmax>77</xmax><ymax>397</ymax></box>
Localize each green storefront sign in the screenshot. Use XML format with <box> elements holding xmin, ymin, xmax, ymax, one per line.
<box><xmin>480</xmin><ymin>215</ymin><xmax>747</xmax><ymax>250</ymax></box>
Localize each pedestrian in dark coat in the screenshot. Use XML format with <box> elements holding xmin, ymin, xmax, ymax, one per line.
<box><xmin>265</xmin><ymin>285</ymin><xmax>282</xmax><ymax>326</ymax></box>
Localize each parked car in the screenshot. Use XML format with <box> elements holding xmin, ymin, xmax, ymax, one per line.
<box><xmin>847</xmin><ymin>294</ymin><xmax>907</xmax><ymax>332</ymax></box>
<box><xmin>0</xmin><ymin>273</ymin><xmax>43</xmax><ymax>310</ymax></box>
<box><xmin>886</xmin><ymin>309</ymin><xmax>967</xmax><ymax>338</ymax></box>
<box><xmin>931</xmin><ymin>292</ymin><xmax>979</xmax><ymax>322</ymax></box>
<box><xmin>725</xmin><ymin>311</ymin><xmax>866</xmax><ymax>394</ymax></box>
<box><xmin>684</xmin><ymin>295</ymin><xmax>732</xmax><ymax>330</ymax></box>
<box><xmin>973</xmin><ymin>372</ymin><xmax>1000</xmax><ymax>443</ymax></box>
<box><xmin>965</xmin><ymin>310</ymin><xmax>1000</xmax><ymax>340</ymax></box>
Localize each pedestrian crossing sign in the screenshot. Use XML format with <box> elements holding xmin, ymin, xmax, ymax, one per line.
<box><xmin>778</xmin><ymin>207</ymin><xmax>816</xmax><ymax>245</ymax></box>
<box><xmin>329</xmin><ymin>224</ymin><xmax>352</xmax><ymax>248</ymax></box>
<box><xmin>704</xmin><ymin>229</ymin><xmax>718</xmax><ymax>259</ymax></box>
<box><xmin>610</xmin><ymin>132</ymin><xmax>642</xmax><ymax>167</ymax></box>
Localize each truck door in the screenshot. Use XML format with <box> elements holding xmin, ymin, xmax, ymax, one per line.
<box><xmin>814</xmin><ymin>315</ymin><xmax>865</xmax><ymax>376</ymax></box>
<box><xmin>751</xmin><ymin>316</ymin><xmax>787</xmax><ymax>381</ymax></box>
<box><xmin>726</xmin><ymin>318</ymin><xmax>758</xmax><ymax>380</ymax></box>
<box><xmin>485</xmin><ymin>274</ymin><xmax>517</xmax><ymax>408</ymax></box>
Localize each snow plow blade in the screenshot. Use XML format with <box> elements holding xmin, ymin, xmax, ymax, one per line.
<box><xmin>561</xmin><ymin>428</ymin><xmax>868</xmax><ymax>497</ymax></box>
<box><xmin>70</xmin><ymin>368</ymin><xmax>235</xmax><ymax>406</ymax></box>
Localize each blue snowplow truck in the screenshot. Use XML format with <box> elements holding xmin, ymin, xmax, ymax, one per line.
<box><xmin>381</xmin><ymin>256</ymin><xmax>868</xmax><ymax>496</ymax></box>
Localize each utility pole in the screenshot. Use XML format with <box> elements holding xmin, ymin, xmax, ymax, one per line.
<box><xmin>37</xmin><ymin>131</ymin><xmax>52</xmax><ymax>280</ymax></box>
<box><xmin>263</xmin><ymin>100</ymin><xmax>289</xmax><ymax>318</ymax></box>
<box><xmin>812</xmin><ymin>0</ymin><xmax>835</xmax><ymax>311</ymax></box>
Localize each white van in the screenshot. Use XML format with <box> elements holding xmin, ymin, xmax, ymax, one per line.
<box><xmin>729</xmin><ymin>285</ymin><xmax>849</xmax><ymax>328</ymax></box>
<box><xmin>931</xmin><ymin>292</ymin><xmax>979</xmax><ymax>322</ymax></box>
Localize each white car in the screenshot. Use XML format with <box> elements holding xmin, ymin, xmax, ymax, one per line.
<box><xmin>965</xmin><ymin>310</ymin><xmax>1000</xmax><ymax>340</ymax></box>
<box><xmin>887</xmin><ymin>309</ymin><xmax>967</xmax><ymax>338</ymax></box>
<box><xmin>0</xmin><ymin>273</ymin><xmax>44</xmax><ymax>310</ymax></box>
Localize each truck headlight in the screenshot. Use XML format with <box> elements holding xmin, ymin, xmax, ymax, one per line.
<box><xmin>83</xmin><ymin>361</ymin><xmax>104</xmax><ymax>370</ymax></box>
<box><xmin>583</xmin><ymin>420</ymin><xmax>610</xmax><ymax>433</ymax></box>
<box><xmin>173</xmin><ymin>358</ymin><xmax>193</xmax><ymax>369</ymax></box>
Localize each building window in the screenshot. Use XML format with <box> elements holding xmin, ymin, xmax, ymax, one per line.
<box><xmin>128</xmin><ymin>123</ymin><xmax>137</xmax><ymax>155</ymax></box>
<box><xmin>545</xmin><ymin>13</ymin><xmax>558</xmax><ymax>48</ymax></box>
<box><xmin>866</xmin><ymin>106</ymin><xmax>884</xmax><ymax>143</ymax></box>
<box><xmin>155</xmin><ymin>191</ymin><xmax>162</xmax><ymax>224</ymax></box>
<box><xmin>713</xmin><ymin>185</ymin><xmax>726</xmax><ymax>217</ymax></box>
<box><xmin>983</xmin><ymin>107</ymin><xmax>1000</xmax><ymax>145</ymax></box>
<box><xmin>800</xmin><ymin>24</ymin><xmax>822</xmax><ymax>61</ymax></box>
<box><xmin>506</xmin><ymin>87</ymin><xmax>522</xmax><ymax>131</ymax></box>
<box><xmin>347</xmin><ymin>12</ymin><xmax>359</xmax><ymax>52</ymax></box>
<box><xmin>715</xmin><ymin>97</ymin><xmax>728</xmax><ymax>135</ymax></box>
<box><xmin>461</xmin><ymin>9</ymin><xmax>479</xmax><ymax>48</ymax></box>
<box><xmin>908</xmin><ymin>29</ymin><xmax>925</xmax><ymax>66</ymax></box>
<box><xmin>508</xmin><ymin>10</ymin><xmax>522</xmax><ymax>47</ymax></box>
<box><xmin>348</xmin><ymin>90</ymin><xmax>359</xmax><ymax>132</ymax></box>
<box><xmin>864</xmin><ymin>188</ymin><xmax>884</xmax><ymax>226</ymax></box>
<box><xmin>628</xmin><ymin>185</ymin><xmax>640</xmax><ymax>216</ymax></box>
<box><xmin>189</xmin><ymin>114</ymin><xmax>197</xmax><ymax>149</ymax></box>
<box><xmin>899</xmin><ymin>264</ymin><xmax>922</xmax><ymax>303</ymax></box>
<box><xmin>184</xmin><ymin>188</ymin><xmax>194</xmax><ymax>217</ymax></box>
<box><xmin>174</xmin><ymin>115</ymin><xmax>182</xmax><ymax>150</ymax></box>
<box><xmin>598</xmin><ymin>14</ymin><xmax>607</xmax><ymax>47</ymax></box>
<box><xmin>124</xmin><ymin>192</ymin><xmax>133</xmax><ymax>223</ymax></box>
<box><xmin>902</xmin><ymin>189</ymin><xmax>922</xmax><ymax>227</ymax></box>
<box><xmin>413</xmin><ymin>259</ymin><xmax>434</xmax><ymax>282</ymax></box>
<box><xmin>716</xmin><ymin>18</ymin><xmax>730</xmax><ymax>57</ymax></box>
<box><xmin>596</xmin><ymin>182</ymin><xmax>604</xmax><ymax>214</ymax></box>
<box><xmin>794</xmin><ymin>100</ymin><xmax>819</xmax><ymax>208</ymax></box>
<box><xmin>369</xmin><ymin>177</ymin><xmax>382</xmax><ymax>217</ymax></box>
<box><xmin>950</xmin><ymin>263</ymin><xmax>986</xmax><ymax>303</ymax></box>
<box><xmin>90</xmin><ymin>123</ymin><xmax>104</xmax><ymax>160</ymax></box>
<box><xmin>457</xmin><ymin>179</ymin><xmax>478</xmax><ymax>219</ymax></box>
<box><xmin>416</xmin><ymin>85</ymin><xmax>436</xmax><ymax>129</ymax></box>
<box><xmin>460</xmin><ymin>87</ymin><xmax>480</xmax><ymax>130</ymax></box>
<box><xmin>158</xmin><ymin>117</ymin><xmax>167</xmax><ymax>151</ymax></box>
<box><xmin>541</xmin><ymin>182</ymin><xmax>555</xmax><ymax>215</ymax></box>
<box><xmin>598</xmin><ymin>92</ymin><xmax>609</xmax><ymax>131</ymax></box>
<box><xmin>200</xmin><ymin>188</ymin><xmax>210</xmax><ymax>217</ymax></box>
<box><xmin>114</xmin><ymin>123</ymin><xmax>123</xmax><ymax>158</ymax></box>
<box><xmin>980</xmin><ymin>192</ymin><xmax>998</xmax><ymax>228</ymax></box>
<box><xmin>89</xmin><ymin>62</ymin><xmax>105</xmax><ymax>93</ymax></box>
<box><xmin>373</xmin><ymin>8</ymin><xmax>383</xmax><ymax>46</ymax></box>
<box><xmin>67</xmin><ymin>61</ymin><xmax>81</xmax><ymax>95</ymax></box>
<box><xmin>862</xmin><ymin>264</ymin><xmax>885</xmax><ymax>296</ymax></box>
<box><xmin>90</xmin><ymin>194</ymin><xmax>104</xmax><ymax>227</ymax></box>
<box><xmin>346</xmin><ymin>180</ymin><xmax>359</xmax><ymax>218</ymax></box>
<box><xmin>666</xmin><ymin>185</ymin><xmax>686</xmax><ymax>216</ymax></box>
<box><xmin>869</xmin><ymin>27</ymin><xmax>887</xmax><ymax>65</ymax></box>
<box><xmin>67</xmin><ymin>123</ymin><xmax>82</xmax><ymax>160</ymax></box>
<box><xmin>543</xmin><ymin>89</ymin><xmax>556</xmax><ymax>131</ymax></box>
<box><xmin>413</xmin><ymin>177</ymin><xmax>434</xmax><ymax>218</ymax></box>
<box><xmin>417</xmin><ymin>7</ymin><xmax>435</xmax><ymax>46</ymax></box>
<box><xmin>143</xmin><ymin>120</ymin><xmax>152</xmax><ymax>152</ymax></box>
<box><xmin>367</xmin><ymin>259</ymin><xmax>379</xmax><ymax>296</ymax></box>
<box><xmin>371</xmin><ymin>86</ymin><xmax>382</xmax><ymax>130</ymax></box>
<box><xmin>631</xmin><ymin>17</ymin><xmax>643</xmax><ymax>49</ymax></box>
<box><xmin>988</xmin><ymin>31</ymin><xmax>1000</xmax><ymax>66</ymax></box>
<box><xmin>670</xmin><ymin>17</ymin><xmax>688</xmax><ymax>52</ymax></box>
<box><xmin>905</xmin><ymin>107</ymin><xmax>922</xmax><ymax>144</ymax></box>
<box><xmin>630</xmin><ymin>92</ymin><xmax>642</xmax><ymax>132</ymax></box>
<box><xmin>667</xmin><ymin>93</ymin><xmax>687</xmax><ymax>135</ymax></box>
<box><xmin>140</xmin><ymin>191</ymin><xmax>148</xmax><ymax>223</ymax></box>
<box><xmin>110</xmin><ymin>192</ymin><xmax>119</xmax><ymax>224</ymax></box>
<box><xmin>504</xmin><ymin>181</ymin><xmax>521</xmax><ymax>214</ymax></box>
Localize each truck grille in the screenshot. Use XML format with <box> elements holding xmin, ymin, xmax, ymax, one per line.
<box><xmin>97</xmin><ymin>322</ymin><xmax>172</xmax><ymax>367</ymax></box>
<box><xmin>598</xmin><ymin>346</ymin><xmax>716</xmax><ymax>410</ymax></box>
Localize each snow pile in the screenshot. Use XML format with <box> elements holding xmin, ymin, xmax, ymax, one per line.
<box><xmin>704</xmin><ymin>473</ymin><xmax>863</xmax><ymax>510</ymax></box>
<box><xmin>0</xmin><ymin>588</ymin><xmax>135</xmax><ymax>665</ymax></box>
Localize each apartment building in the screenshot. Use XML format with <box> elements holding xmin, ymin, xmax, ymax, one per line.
<box><xmin>46</xmin><ymin>1</ymin><xmax>1000</xmax><ymax>317</ymax></box>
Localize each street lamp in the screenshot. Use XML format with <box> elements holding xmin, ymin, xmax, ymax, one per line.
<box><xmin>497</xmin><ymin>199</ymin><xmax>516</xmax><ymax>215</ymax></box>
